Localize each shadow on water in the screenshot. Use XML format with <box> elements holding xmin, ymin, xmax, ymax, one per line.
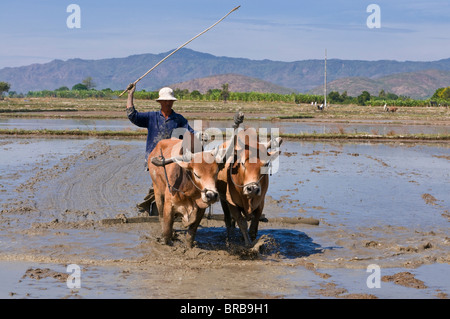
<box><xmin>191</xmin><ymin>227</ymin><xmax>329</xmax><ymax>259</ymax></box>
<box><xmin>259</xmin><ymin>229</ymin><xmax>325</xmax><ymax>259</ymax></box>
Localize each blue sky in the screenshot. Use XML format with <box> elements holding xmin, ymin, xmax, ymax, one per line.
<box><xmin>0</xmin><ymin>0</ymin><xmax>449</xmax><ymax>68</ymax></box>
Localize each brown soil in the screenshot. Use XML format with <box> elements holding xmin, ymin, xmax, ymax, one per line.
<box><xmin>382</xmin><ymin>272</ymin><xmax>427</xmax><ymax>289</ymax></box>
<box><xmin>1</xmin><ymin>137</ymin><xmax>449</xmax><ymax>299</ymax></box>
<box><xmin>22</xmin><ymin>268</ymin><xmax>69</xmax><ymax>283</ymax></box>
<box><xmin>422</xmin><ymin>193</ymin><xmax>438</xmax><ymax>205</ymax></box>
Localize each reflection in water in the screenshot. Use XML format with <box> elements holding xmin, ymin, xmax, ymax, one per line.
<box><xmin>0</xmin><ymin>118</ymin><xmax>448</xmax><ymax>135</ymax></box>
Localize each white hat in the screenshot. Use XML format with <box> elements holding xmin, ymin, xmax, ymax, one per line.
<box><xmin>156</xmin><ymin>87</ymin><xmax>177</xmax><ymax>101</ymax></box>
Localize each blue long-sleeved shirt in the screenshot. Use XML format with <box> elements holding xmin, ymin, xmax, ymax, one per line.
<box><xmin>127</xmin><ymin>106</ymin><xmax>194</xmax><ymax>159</ymax></box>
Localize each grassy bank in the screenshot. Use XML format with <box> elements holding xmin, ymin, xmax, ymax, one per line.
<box><xmin>1</xmin><ymin>97</ymin><xmax>449</xmax><ymax>122</ymax></box>
<box><xmin>1</xmin><ymin>128</ymin><xmax>449</xmax><ymax>142</ymax></box>
<box><xmin>0</xmin><ymin>128</ymin><xmax>147</xmax><ymax>138</ymax></box>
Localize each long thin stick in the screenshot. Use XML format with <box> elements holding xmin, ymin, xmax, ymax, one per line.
<box><xmin>119</xmin><ymin>5</ymin><xmax>240</xmax><ymax>97</ymax></box>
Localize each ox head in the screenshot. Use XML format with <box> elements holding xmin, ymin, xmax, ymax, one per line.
<box><xmin>151</xmin><ymin>147</ymin><xmax>226</xmax><ymax>205</ymax></box>
<box><xmin>231</xmin><ymin>129</ymin><xmax>283</xmax><ymax>198</ymax></box>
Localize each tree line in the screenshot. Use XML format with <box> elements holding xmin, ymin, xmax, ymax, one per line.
<box><xmin>326</xmin><ymin>89</ymin><xmax>449</xmax><ymax>107</ymax></box>
<box><xmin>1</xmin><ymin>79</ymin><xmax>449</xmax><ymax>107</ymax></box>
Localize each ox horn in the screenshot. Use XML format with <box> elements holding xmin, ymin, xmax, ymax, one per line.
<box><xmin>151</xmin><ymin>149</ymin><xmax>192</xmax><ymax>167</ymax></box>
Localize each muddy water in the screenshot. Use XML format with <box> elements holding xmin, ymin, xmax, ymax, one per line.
<box><xmin>203</xmin><ymin>119</ymin><xmax>450</xmax><ymax>135</ymax></box>
<box><xmin>0</xmin><ymin>137</ymin><xmax>449</xmax><ymax>299</ymax></box>
<box><xmin>1</xmin><ymin>118</ymin><xmax>448</xmax><ymax>135</ymax></box>
<box><xmin>269</xmin><ymin>142</ymin><xmax>449</xmax><ymax>228</ymax></box>
<box><xmin>0</xmin><ymin>138</ymin><xmax>94</xmax><ymax>205</ymax></box>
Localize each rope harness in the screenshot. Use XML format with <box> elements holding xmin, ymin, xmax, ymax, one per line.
<box><xmin>228</xmin><ymin>161</ymin><xmax>266</xmax><ymax>189</ymax></box>
<box><xmin>158</xmin><ymin>149</ymin><xmax>206</xmax><ymax>196</ymax></box>
<box><xmin>157</xmin><ymin>149</ymin><xmax>215</xmax><ymax>219</ymax></box>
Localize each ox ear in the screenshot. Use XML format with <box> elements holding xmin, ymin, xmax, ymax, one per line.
<box><xmin>175</xmin><ymin>160</ymin><xmax>191</xmax><ymax>169</ymax></box>
<box><xmin>273</xmin><ymin>137</ymin><xmax>283</xmax><ymax>148</ymax></box>
<box><xmin>213</xmin><ymin>146</ymin><xmax>227</xmax><ymax>164</ymax></box>
<box><xmin>268</xmin><ymin>150</ymin><xmax>281</xmax><ymax>158</ymax></box>
<box><xmin>261</xmin><ymin>137</ymin><xmax>283</xmax><ymax>150</ymax></box>
<box><xmin>175</xmin><ymin>149</ymin><xmax>193</xmax><ymax>169</ymax></box>
<box><xmin>213</xmin><ymin>143</ymin><xmax>232</xmax><ymax>166</ymax></box>
<box><xmin>260</xmin><ymin>150</ymin><xmax>281</xmax><ymax>166</ymax></box>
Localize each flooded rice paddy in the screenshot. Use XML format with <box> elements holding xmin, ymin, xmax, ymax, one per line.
<box><xmin>1</xmin><ymin>118</ymin><xmax>449</xmax><ymax>135</ymax></box>
<box><xmin>0</xmin><ymin>119</ymin><xmax>449</xmax><ymax>299</ymax></box>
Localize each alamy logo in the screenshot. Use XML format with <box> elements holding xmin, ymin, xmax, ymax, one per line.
<box><xmin>170</xmin><ymin>122</ymin><xmax>281</xmax><ymax>174</ymax></box>
<box><xmin>66</xmin><ymin>4</ymin><xmax>81</xmax><ymax>29</ymax></box>
<box><xmin>366</xmin><ymin>4</ymin><xmax>381</xmax><ymax>29</ymax></box>
<box><xmin>66</xmin><ymin>264</ymin><xmax>81</xmax><ymax>289</ymax></box>
<box><xmin>366</xmin><ymin>264</ymin><xmax>381</xmax><ymax>288</ymax></box>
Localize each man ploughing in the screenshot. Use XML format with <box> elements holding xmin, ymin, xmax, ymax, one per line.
<box><xmin>126</xmin><ymin>83</ymin><xmax>206</xmax><ymax>215</ymax></box>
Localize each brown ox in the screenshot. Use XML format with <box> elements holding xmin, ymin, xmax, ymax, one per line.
<box><xmin>148</xmin><ymin>138</ymin><xmax>225</xmax><ymax>247</ymax></box>
<box><xmin>217</xmin><ymin>128</ymin><xmax>282</xmax><ymax>247</ymax></box>
<box><xmin>384</xmin><ymin>105</ymin><xmax>398</xmax><ymax>112</ymax></box>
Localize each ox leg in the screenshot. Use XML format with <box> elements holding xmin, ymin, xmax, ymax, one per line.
<box><xmin>154</xmin><ymin>191</ymin><xmax>164</xmax><ymax>219</ymax></box>
<box><xmin>186</xmin><ymin>208</ymin><xmax>204</xmax><ymax>248</ymax></box>
<box><xmin>249</xmin><ymin>206</ymin><xmax>263</xmax><ymax>242</ymax></box>
<box><xmin>161</xmin><ymin>203</ymin><xmax>174</xmax><ymax>245</ymax></box>
<box><xmin>221</xmin><ymin>199</ymin><xmax>235</xmax><ymax>243</ymax></box>
<box><xmin>237</xmin><ymin>217</ymin><xmax>252</xmax><ymax>247</ymax></box>
<box><xmin>229</xmin><ymin>205</ymin><xmax>252</xmax><ymax>247</ymax></box>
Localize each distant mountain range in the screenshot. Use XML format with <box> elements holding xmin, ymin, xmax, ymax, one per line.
<box><xmin>171</xmin><ymin>73</ymin><xmax>295</xmax><ymax>94</ymax></box>
<box><xmin>1</xmin><ymin>48</ymin><xmax>449</xmax><ymax>99</ymax></box>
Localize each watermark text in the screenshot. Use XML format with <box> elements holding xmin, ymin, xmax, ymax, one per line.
<box><xmin>66</xmin><ymin>4</ymin><xmax>81</xmax><ymax>29</ymax></box>
<box><xmin>366</xmin><ymin>4</ymin><xmax>381</xmax><ymax>29</ymax></box>
<box><xmin>66</xmin><ymin>264</ymin><xmax>81</xmax><ymax>289</ymax></box>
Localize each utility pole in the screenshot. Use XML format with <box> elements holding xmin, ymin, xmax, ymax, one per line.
<box><xmin>324</xmin><ymin>48</ymin><xmax>327</xmax><ymax>108</ymax></box>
